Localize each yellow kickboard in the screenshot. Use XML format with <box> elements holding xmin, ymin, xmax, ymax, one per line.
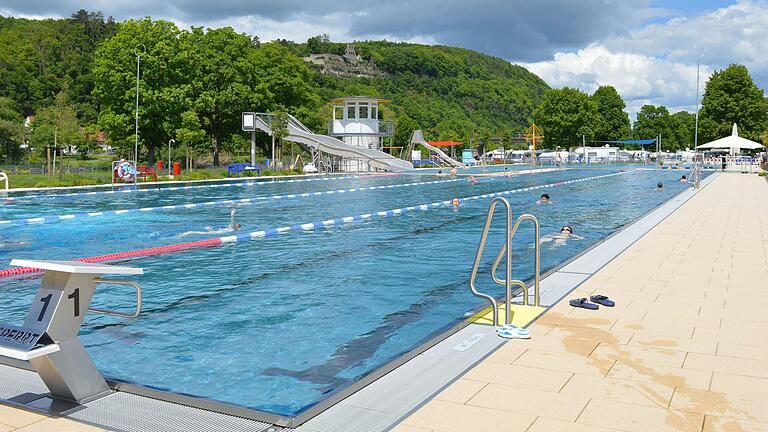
<box><xmin>469</xmin><ymin>304</ymin><xmax>547</xmax><ymax>327</ymax></box>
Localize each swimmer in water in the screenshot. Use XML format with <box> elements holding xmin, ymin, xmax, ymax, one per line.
<box><xmin>679</xmin><ymin>175</ymin><xmax>687</xmax><ymax>183</ymax></box>
<box><xmin>0</xmin><ymin>235</ymin><xmax>27</xmax><ymax>248</ymax></box>
<box><xmin>450</xmin><ymin>167</ymin><xmax>458</xmax><ymax>176</ymax></box>
<box><xmin>452</xmin><ymin>197</ymin><xmax>460</xmax><ymax>207</ymax></box>
<box><xmin>180</xmin><ymin>207</ymin><xmax>241</xmax><ymax>237</ymax></box>
<box><xmin>539</xmin><ymin>225</ymin><xmax>584</xmax><ymax>248</ymax></box>
<box><xmin>536</xmin><ymin>193</ymin><xmax>551</xmax><ymax>205</ymax></box>
<box><xmin>436</xmin><ymin>170</ymin><xmax>447</xmax><ymax>177</ymax></box>
<box><xmin>657</xmin><ymin>181</ymin><xmax>664</xmax><ymax>190</ymax></box>
<box><xmin>229</xmin><ymin>207</ymin><xmax>241</xmax><ymax>231</ymax></box>
<box><xmin>467</xmin><ymin>175</ymin><xmax>477</xmax><ymax>184</ymax></box>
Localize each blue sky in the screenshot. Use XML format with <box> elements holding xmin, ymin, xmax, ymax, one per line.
<box><xmin>1</xmin><ymin>0</ymin><xmax>766</xmax><ymax>116</ymax></box>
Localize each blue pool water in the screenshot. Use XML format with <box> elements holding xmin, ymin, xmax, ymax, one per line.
<box><xmin>0</xmin><ymin>167</ymin><xmax>704</xmax><ymax>416</ymax></box>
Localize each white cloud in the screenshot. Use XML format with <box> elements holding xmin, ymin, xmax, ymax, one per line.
<box><xmin>520</xmin><ymin>0</ymin><xmax>768</xmax><ymax>117</ymax></box>
<box><xmin>522</xmin><ymin>45</ymin><xmax>712</xmax><ymax>115</ymax></box>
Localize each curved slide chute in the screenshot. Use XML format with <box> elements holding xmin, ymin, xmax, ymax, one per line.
<box><xmin>410</xmin><ymin>130</ymin><xmax>467</xmax><ymax>168</ymax></box>
<box><xmin>252</xmin><ymin>114</ymin><xmax>413</xmax><ymax>172</ymax></box>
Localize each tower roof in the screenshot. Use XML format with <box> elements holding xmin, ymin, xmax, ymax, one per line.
<box><xmin>330</xmin><ymin>96</ymin><xmax>390</xmax><ymax>104</ymax></box>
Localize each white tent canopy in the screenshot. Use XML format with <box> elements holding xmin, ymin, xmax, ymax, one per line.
<box><xmin>696</xmin><ymin>123</ymin><xmax>765</xmax><ymax>154</ymax></box>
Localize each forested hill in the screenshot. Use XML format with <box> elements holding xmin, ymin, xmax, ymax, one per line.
<box><xmin>308</xmin><ymin>41</ymin><xmax>550</xmax><ymax>148</ymax></box>
<box><xmin>0</xmin><ymin>12</ymin><xmax>548</xmax><ymax>164</ymax></box>
<box><xmin>0</xmin><ymin>12</ymin><xmax>117</xmax><ymax>123</ymax></box>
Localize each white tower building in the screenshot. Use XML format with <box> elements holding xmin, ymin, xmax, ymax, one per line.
<box><xmin>328</xmin><ymin>96</ymin><xmax>394</xmax><ymax>172</ymax></box>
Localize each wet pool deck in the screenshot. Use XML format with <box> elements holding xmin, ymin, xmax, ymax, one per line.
<box><xmin>392</xmin><ymin>173</ymin><xmax>768</xmax><ymax>432</ymax></box>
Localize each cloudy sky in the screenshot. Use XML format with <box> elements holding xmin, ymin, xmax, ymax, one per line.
<box><xmin>1</xmin><ymin>0</ymin><xmax>766</xmax><ymax>117</ymax></box>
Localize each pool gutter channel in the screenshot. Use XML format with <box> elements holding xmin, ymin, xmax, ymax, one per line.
<box><xmin>0</xmin><ymin>172</ymin><xmax>719</xmax><ymax>431</ymax></box>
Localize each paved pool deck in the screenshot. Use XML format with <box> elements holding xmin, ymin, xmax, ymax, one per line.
<box><xmin>392</xmin><ymin>173</ymin><xmax>768</xmax><ymax>432</ymax></box>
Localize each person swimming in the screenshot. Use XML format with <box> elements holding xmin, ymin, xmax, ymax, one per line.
<box><xmin>0</xmin><ymin>235</ymin><xmax>27</xmax><ymax>248</ymax></box>
<box><xmin>452</xmin><ymin>197</ymin><xmax>460</xmax><ymax>207</ymax></box>
<box><xmin>180</xmin><ymin>207</ymin><xmax>241</xmax><ymax>237</ymax></box>
<box><xmin>450</xmin><ymin>167</ymin><xmax>458</xmax><ymax>176</ymax></box>
<box><xmin>536</xmin><ymin>193</ymin><xmax>551</xmax><ymax>204</ymax></box>
<box><xmin>229</xmin><ymin>207</ymin><xmax>241</xmax><ymax>231</ymax></box>
<box><xmin>679</xmin><ymin>175</ymin><xmax>687</xmax><ymax>183</ymax></box>
<box><xmin>467</xmin><ymin>175</ymin><xmax>477</xmax><ymax>184</ymax></box>
<box><xmin>539</xmin><ymin>225</ymin><xmax>584</xmax><ymax>248</ymax></box>
<box><xmin>657</xmin><ymin>181</ymin><xmax>664</xmax><ymax>190</ymax></box>
<box><xmin>436</xmin><ymin>170</ymin><xmax>447</xmax><ymax>177</ymax></box>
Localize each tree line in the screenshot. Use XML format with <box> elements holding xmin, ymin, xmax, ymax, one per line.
<box><xmin>1</xmin><ymin>11</ymin><xmax>766</xmax><ymax>166</ymax></box>
<box><xmin>533</xmin><ymin>64</ymin><xmax>768</xmax><ymax>151</ymax></box>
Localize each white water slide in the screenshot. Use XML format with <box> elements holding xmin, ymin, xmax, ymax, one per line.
<box><xmin>252</xmin><ymin>113</ymin><xmax>413</xmax><ymax>172</ymax></box>
<box><xmin>410</xmin><ymin>130</ymin><xmax>466</xmax><ymax>168</ymax></box>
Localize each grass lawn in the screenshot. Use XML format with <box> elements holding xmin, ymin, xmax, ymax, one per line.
<box><xmin>2</xmin><ymin>159</ymin><xmax>303</xmax><ymax>189</ymax></box>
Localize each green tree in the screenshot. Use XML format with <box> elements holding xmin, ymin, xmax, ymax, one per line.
<box><xmin>533</xmin><ymin>87</ymin><xmax>598</xmax><ymax>147</ymax></box>
<box><xmin>591</xmin><ymin>86</ymin><xmax>630</xmax><ymax>141</ymax></box>
<box><xmin>699</xmin><ymin>64</ymin><xmax>768</xmax><ymax>142</ymax></box>
<box><xmin>633</xmin><ymin>104</ymin><xmax>679</xmax><ymax>150</ymax></box>
<box><xmin>93</xmin><ymin>18</ymin><xmax>189</xmax><ymax>165</ymax></box>
<box><xmin>252</xmin><ymin>42</ymin><xmax>320</xmax><ymax>112</ymax></box>
<box><xmin>670</xmin><ymin>111</ymin><xmax>696</xmax><ymax>150</ymax></box>
<box><xmin>29</xmin><ymin>91</ymin><xmax>82</xmax><ymax>154</ymax></box>
<box><xmin>175</xmin><ymin>110</ymin><xmax>207</xmax><ymax>167</ymax></box>
<box><xmin>305</xmin><ymin>34</ymin><xmax>333</xmax><ymax>55</ymax></box>
<box><xmin>0</xmin><ymin>97</ymin><xmax>23</xmax><ymax>161</ymax></box>
<box><xmin>271</xmin><ymin>110</ymin><xmax>290</xmax><ymax>162</ymax></box>
<box><xmin>183</xmin><ymin>27</ymin><xmax>263</xmax><ymax>166</ymax></box>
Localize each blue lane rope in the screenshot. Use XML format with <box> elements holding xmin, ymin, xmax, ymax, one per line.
<box><xmin>1</xmin><ymin>178</ymin><xmax>467</xmax><ymax>226</ymax></box>
<box><xmin>217</xmin><ymin>171</ymin><xmax>629</xmax><ymax>245</ymax></box>
<box><xmin>0</xmin><ymin>171</ymin><xmax>629</xmax><ymax>278</ymax></box>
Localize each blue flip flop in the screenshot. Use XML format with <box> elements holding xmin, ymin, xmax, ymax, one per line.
<box><xmin>569</xmin><ymin>298</ymin><xmax>599</xmax><ymax>310</ymax></box>
<box><xmin>590</xmin><ymin>295</ymin><xmax>615</xmax><ymax>307</ymax></box>
<box><xmin>498</xmin><ymin>324</ymin><xmax>530</xmax><ymax>335</ymax></box>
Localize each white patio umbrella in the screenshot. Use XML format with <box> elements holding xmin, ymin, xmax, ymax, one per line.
<box><xmin>696</xmin><ymin>123</ymin><xmax>765</xmax><ymax>155</ymax></box>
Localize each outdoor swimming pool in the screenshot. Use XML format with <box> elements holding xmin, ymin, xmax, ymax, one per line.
<box><xmin>0</xmin><ymin>167</ymin><xmax>705</xmax><ymax>418</ymax></box>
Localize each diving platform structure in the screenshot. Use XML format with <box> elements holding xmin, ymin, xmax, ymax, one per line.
<box><xmin>0</xmin><ymin>260</ymin><xmax>143</xmax><ymax>405</ymax></box>
<box><xmin>243</xmin><ymin>97</ymin><xmax>412</xmax><ymax>173</ymax></box>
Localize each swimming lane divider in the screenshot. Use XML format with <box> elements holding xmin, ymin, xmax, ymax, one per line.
<box><xmin>0</xmin><ymin>171</ymin><xmax>629</xmax><ymax>279</ymax></box>
<box><xmin>1</xmin><ymin>178</ymin><xmax>467</xmax><ymax>226</ymax></box>
<box><xmin>1</xmin><ymin>175</ymin><xmax>363</xmax><ymax>202</ymax></box>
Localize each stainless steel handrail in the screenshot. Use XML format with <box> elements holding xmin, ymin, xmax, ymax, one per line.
<box><xmin>470</xmin><ymin>198</ymin><xmax>542</xmax><ymax>327</ymax></box>
<box><xmin>89</xmin><ymin>278</ymin><xmax>142</xmax><ymax>318</ymax></box>
<box><xmin>469</xmin><ymin>197</ymin><xmax>512</xmax><ymax>327</ymax></box>
<box><xmin>490</xmin><ymin>214</ymin><xmax>541</xmax><ymax>307</ymax></box>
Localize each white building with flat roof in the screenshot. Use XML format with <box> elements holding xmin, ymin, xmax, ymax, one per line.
<box><xmin>328</xmin><ymin>96</ymin><xmax>394</xmax><ymax>172</ymax></box>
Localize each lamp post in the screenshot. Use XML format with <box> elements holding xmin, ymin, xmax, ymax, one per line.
<box><xmin>168</xmin><ymin>139</ymin><xmax>175</xmax><ymax>176</ymax></box>
<box><xmin>133</xmin><ymin>44</ymin><xmax>146</xmax><ymax>169</ymax></box>
<box><xmin>694</xmin><ymin>52</ymin><xmax>702</xmax><ymax>151</ymax></box>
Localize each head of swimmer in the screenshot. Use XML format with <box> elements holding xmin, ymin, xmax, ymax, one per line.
<box><xmin>657</xmin><ymin>181</ymin><xmax>663</xmax><ymax>189</ymax></box>
<box><xmin>452</xmin><ymin>198</ymin><xmax>460</xmax><ymax>206</ymax></box>
<box><xmin>540</xmin><ymin>193</ymin><xmax>550</xmax><ymax>204</ymax></box>
<box><xmin>560</xmin><ymin>225</ymin><xmax>573</xmax><ymax>235</ymax></box>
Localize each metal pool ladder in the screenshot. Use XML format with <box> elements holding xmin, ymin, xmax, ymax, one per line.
<box><xmin>469</xmin><ymin>197</ymin><xmax>541</xmax><ymax>327</ymax></box>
